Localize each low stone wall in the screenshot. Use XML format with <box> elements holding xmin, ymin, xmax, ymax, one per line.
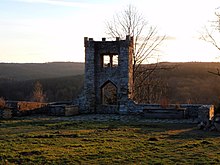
<box><xmin>2</xmin><ymin>101</ymin><xmax>48</xmax><ymax>118</ymax></box>
<box><xmin>48</xmin><ymin>105</ymin><xmax>79</xmax><ymax>116</ymax></box>
<box><xmin>123</xmin><ymin>101</ymin><xmax>214</xmax><ymax>122</ymax></box>
<box><xmin>142</xmin><ymin>108</ymin><xmax>187</xmax><ymax>119</ymax></box>
<box><xmin>75</xmin><ymin>96</ymin><xmax>213</xmax><ymax>123</ymax></box>
<box><xmin>96</xmin><ymin>105</ymin><xmax>119</xmax><ymax>114</ymax></box>
<box><xmin>0</xmin><ymin>109</ymin><xmax>13</xmax><ymax>119</ymax></box>
<box><xmin>179</xmin><ymin>104</ymin><xmax>202</xmax><ymax>119</ymax></box>
<box><xmin>197</xmin><ymin>105</ymin><xmax>214</xmax><ymax>122</ymax></box>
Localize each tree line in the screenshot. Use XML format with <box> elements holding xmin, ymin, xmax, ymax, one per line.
<box><xmin>0</xmin><ymin>75</ymin><xmax>84</xmax><ymax>102</ymax></box>
<box><xmin>1</xmin><ymin>62</ymin><xmax>220</xmax><ymax>105</ymax></box>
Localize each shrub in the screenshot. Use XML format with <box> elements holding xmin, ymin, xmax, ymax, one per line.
<box><xmin>0</xmin><ymin>97</ymin><xmax>5</xmax><ymax>108</ymax></box>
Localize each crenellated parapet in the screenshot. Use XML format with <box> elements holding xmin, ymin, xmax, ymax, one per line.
<box><xmin>82</xmin><ymin>36</ymin><xmax>134</xmax><ymax>113</ymax></box>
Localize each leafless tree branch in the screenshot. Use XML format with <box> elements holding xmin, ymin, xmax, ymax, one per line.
<box><xmin>201</xmin><ymin>10</ymin><xmax>220</xmax><ymax>76</ymax></box>
<box><xmin>105</xmin><ymin>4</ymin><xmax>169</xmax><ymax>103</ymax></box>
<box><xmin>208</xmin><ymin>68</ymin><xmax>220</xmax><ymax>76</ymax></box>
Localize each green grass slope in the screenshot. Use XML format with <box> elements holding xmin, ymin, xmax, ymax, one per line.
<box><xmin>1</xmin><ymin>116</ymin><xmax>220</xmax><ymax>164</ymax></box>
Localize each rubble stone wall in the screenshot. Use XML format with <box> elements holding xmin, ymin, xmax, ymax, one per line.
<box><xmin>83</xmin><ymin>36</ymin><xmax>133</xmax><ymax>113</ymax></box>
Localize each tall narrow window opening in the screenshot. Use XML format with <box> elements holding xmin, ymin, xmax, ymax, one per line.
<box><xmin>101</xmin><ymin>54</ymin><xmax>118</xmax><ymax>68</ymax></box>
<box><xmin>112</xmin><ymin>55</ymin><xmax>118</xmax><ymax>67</ymax></box>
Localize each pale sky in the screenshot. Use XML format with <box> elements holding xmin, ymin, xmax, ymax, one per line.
<box><xmin>0</xmin><ymin>0</ymin><xmax>220</xmax><ymax>63</ymax></box>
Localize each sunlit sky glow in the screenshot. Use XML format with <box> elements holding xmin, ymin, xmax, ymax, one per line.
<box><xmin>0</xmin><ymin>0</ymin><xmax>220</xmax><ymax>63</ymax></box>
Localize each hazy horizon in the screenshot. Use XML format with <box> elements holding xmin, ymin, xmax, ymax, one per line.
<box><xmin>1</xmin><ymin>61</ymin><xmax>220</xmax><ymax>65</ymax></box>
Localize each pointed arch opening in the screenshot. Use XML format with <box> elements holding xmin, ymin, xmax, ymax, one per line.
<box><xmin>101</xmin><ymin>81</ymin><xmax>117</xmax><ymax>105</ymax></box>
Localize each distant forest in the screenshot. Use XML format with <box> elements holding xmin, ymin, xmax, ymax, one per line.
<box><xmin>159</xmin><ymin>62</ymin><xmax>220</xmax><ymax>104</ymax></box>
<box><xmin>0</xmin><ymin>75</ymin><xmax>84</xmax><ymax>102</ymax></box>
<box><xmin>0</xmin><ymin>62</ymin><xmax>84</xmax><ymax>102</ymax></box>
<box><xmin>0</xmin><ymin>62</ymin><xmax>84</xmax><ymax>81</ymax></box>
<box><xmin>0</xmin><ymin>62</ymin><xmax>220</xmax><ymax>104</ymax></box>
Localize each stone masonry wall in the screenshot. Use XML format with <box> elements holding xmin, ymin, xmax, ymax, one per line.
<box><xmin>83</xmin><ymin>36</ymin><xmax>133</xmax><ymax>113</ymax></box>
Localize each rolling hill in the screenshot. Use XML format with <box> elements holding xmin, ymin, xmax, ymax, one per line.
<box><xmin>0</xmin><ymin>62</ymin><xmax>84</xmax><ymax>81</ymax></box>
<box><xmin>0</xmin><ymin>62</ymin><xmax>220</xmax><ymax>104</ymax></box>
<box><xmin>157</xmin><ymin>62</ymin><xmax>220</xmax><ymax>104</ymax></box>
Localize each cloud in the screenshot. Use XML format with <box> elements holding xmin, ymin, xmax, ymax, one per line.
<box><xmin>14</xmin><ymin>0</ymin><xmax>98</xmax><ymax>8</ymax></box>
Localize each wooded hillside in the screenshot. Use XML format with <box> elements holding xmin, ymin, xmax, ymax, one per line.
<box><xmin>0</xmin><ymin>62</ymin><xmax>84</xmax><ymax>81</ymax></box>
<box><xmin>0</xmin><ymin>75</ymin><xmax>84</xmax><ymax>102</ymax></box>
<box><xmin>0</xmin><ymin>62</ymin><xmax>220</xmax><ymax>104</ymax></box>
<box><xmin>159</xmin><ymin>62</ymin><xmax>220</xmax><ymax>104</ymax></box>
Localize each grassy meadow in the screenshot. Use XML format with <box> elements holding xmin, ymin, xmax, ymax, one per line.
<box><xmin>1</xmin><ymin>115</ymin><xmax>220</xmax><ymax>164</ymax></box>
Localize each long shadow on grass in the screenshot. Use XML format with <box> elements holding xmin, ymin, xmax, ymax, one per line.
<box><xmin>127</xmin><ymin>122</ymin><xmax>220</xmax><ymax>140</ymax></box>
<box><xmin>129</xmin><ymin>122</ymin><xmax>195</xmax><ymax>134</ymax></box>
<box><xmin>2</xmin><ymin>116</ymin><xmax>220</xmax><ymax>140</ymax></box>
<box><xmin>167</xmin><ymin>127</ymin><xmax>220</xmax><ymax>140</ymax></box>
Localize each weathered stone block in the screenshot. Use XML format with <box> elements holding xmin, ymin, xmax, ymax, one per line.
<box><xmin>197</xmin><ymin>105</ymin><xmax>214</xmax><ymax>123</ymax></box>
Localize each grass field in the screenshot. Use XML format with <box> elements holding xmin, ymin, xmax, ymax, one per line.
<box><xmin>1</xmin><ymin>115</ymin><xmax>220</xmax><ymax>164</ymax></box>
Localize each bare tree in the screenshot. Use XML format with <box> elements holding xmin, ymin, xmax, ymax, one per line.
<box><xmin>32</xmin><ymin>81</ymin><xmax>45</xmax><ymax>102</ymax></box>
<box><xmin>201</xmin><ymin>10</ymin><xmax>220</xmax><ymax>76</ymax></box>
<box><xmin>106</xmin><ymin>5</ymin><xmax>167</xmax><ymax>103</ymax></box>
<box><xmin>201</xmin><ymin>11</ymin><xmax>220</xmax><ymax>50</ymax></box>
<box><xmin>134</xmin><ymin>67</ymin><xmax>168</xmax><ymax>103</ymax></box>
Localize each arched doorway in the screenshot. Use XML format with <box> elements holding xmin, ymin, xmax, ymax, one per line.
<box><xmin>101</xmin><ymin>81</ymin><xmax>117</xmax><ymax>105</ymax></box>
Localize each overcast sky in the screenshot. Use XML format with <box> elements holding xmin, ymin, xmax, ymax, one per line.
<box><xmin>0</xmin><ymin>0</ymin><xmax>220</xmax><ymax>63</ymax></box>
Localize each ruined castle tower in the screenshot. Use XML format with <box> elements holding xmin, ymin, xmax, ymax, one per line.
<box><xmin>83</xmin><ymin>36</ymin><xmax>133</xmax><ymax>113</ymax></box>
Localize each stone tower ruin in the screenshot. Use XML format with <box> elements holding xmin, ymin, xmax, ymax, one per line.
<box><xmin>76</xmin><ymin>35</ymin><xmax>214</xmax><ymax>123</ymax></box>
<box><xmin>83</xmin><ymin>36</ymin><xmax>134</xmax><ymax>113</ymax></box>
